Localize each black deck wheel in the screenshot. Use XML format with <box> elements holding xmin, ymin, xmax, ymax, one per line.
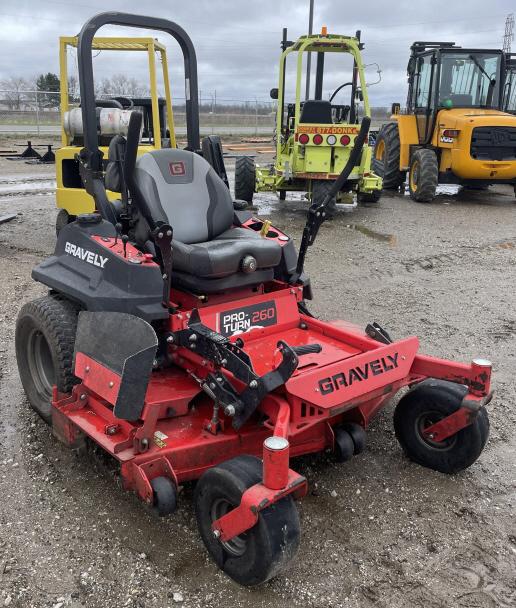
<box><xmin>194</xmin><ymin>455</ymin><xmax>300</xmax><ymax>586</ymax></box>
<box><xmin>151</xmin><ymin>476</ymin><xmax>177</xmax><ymax>516</ymax></box>
<box><xmin>393</xmin><ymin>379</ymin><xmax>489</xmax><ymax>474</ymax></box>
<box><xmin>334</xmin><ymin>427</ymin><xmax>355</xmax><ymax>462</ymax></box>
<box><xmin>341</xmin><ymin>422</ymin><xmax>366</xmax><ymax>455</ymax></box>
<box><xmin>16</xmin><ymin>295</ymin><xmax>80</xmax><ymax>424</ymax></box>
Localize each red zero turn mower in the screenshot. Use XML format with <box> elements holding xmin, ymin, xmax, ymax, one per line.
<box><xmin>16</xmin><ymin>13</ymin><xmax>493</xmax><ymax>586</ymax></box>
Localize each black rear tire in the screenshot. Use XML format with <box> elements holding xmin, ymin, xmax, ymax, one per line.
<box><xmin>408</xmin><ymin>149</ymin><xmax>438</xmax><ymax>203</ymax></box>
<box><xmin>234</xmin><ymin>157</ymin><xmax>256</xmax><ymax>203</ymax></box>
<box><xmin>393</xmin><ymin>379</ymin><xmax>489</xmax><ymax>474</ymax></box>
<box><xmin>15</xmin><ymin>295</ymin><xmax>80</xmax><ymax>424</ymax></box>
<box><xmin>372</xmin><ymin>123</ymin><xmax>406</xmax><ymax>190</ymax></box>
<box><xmin>194</xmin><ymin>455</ymin><xmax>300</xmax><ymax>586</ymax></box>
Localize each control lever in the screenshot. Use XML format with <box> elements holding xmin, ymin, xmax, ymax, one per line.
<box><xmin>291</xmin><ymin>344</ymin><xmax>322</xmax><ymax>356</ymax></box>
<box><xmin>292</xmin><ymin>116</ymin><xmax>371</xmax><ymax>283</ymax></box>
<box><xmin>114</xmin><ymin>222</ymin><xmax>122</xmax><ymax>246</ymax></box>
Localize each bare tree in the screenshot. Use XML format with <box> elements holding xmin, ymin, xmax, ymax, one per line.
<box><xmin>99</xmin><ymin>73</ymin><xmax>149</xmax><ymax>97</ymax></box>
<box><xmin>0</xmin><ymin>76</ymin><xmax>34</xmax><ymax>109</ymax></box>
<box><xmin>67</xmin><ymin>75</ymin><xmax>79</xmax><ymax>101</ymax></box>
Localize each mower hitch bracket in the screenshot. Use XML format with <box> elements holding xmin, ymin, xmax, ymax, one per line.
<box><xmin>179</xmin><ymin>309</ymin><xmax>254</xmax><ymax>375</ymax></box>
<box><xmin>176</xmin><ymin>314</ymin><xmax>300</xmax><ymax>429</ymax></box>
<box><xmin>233</xmin><ymin>340</ymin><xmax>299</xmax><ymax>429</ymax></box>
<box><xmin>211</xmin><ymin>470</ymin><xmax>307</xmax><ymax>543</ymax></box>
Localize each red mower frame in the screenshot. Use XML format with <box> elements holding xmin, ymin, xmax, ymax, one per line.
<box><xmin>51</xmin><ymin>274</ymin><xmax>493</xmax><ymax>544</ymax></box>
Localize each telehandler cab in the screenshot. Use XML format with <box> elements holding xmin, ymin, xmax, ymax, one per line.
<box><xmin>235</xmin><ymin>28</ymin><xmax>382</xmax><ymax>208</ymax></box>
<box><xmin>16</xmin><ymin>13</ymin><xmax>493</xmax><ymax>586</ymax></box>
<box><xmin>374</xmin><ymin>41</ymin><xmax>516</xmax><ymax>201</ymax></box>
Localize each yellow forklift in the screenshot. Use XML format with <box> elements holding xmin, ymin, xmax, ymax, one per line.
<box><xmin>374</xmin><ymin>42</ymin><xmax>516</xmax><ymax>202</ymax></box>
<box><xmin>55</xmin><ymin>36</ymin><xmax>178</xmax><ymax>232</ymax></box>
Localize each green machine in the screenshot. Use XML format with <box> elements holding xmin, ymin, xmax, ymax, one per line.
<box><xmin>235</xmin><ymin>27</ymin><xmax>382</xmax><ymax>208</ymax></box>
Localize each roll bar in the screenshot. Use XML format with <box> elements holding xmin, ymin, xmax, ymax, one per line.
<box><xmin>77</xmin><ymin>11</ymin><xmax>200</xmax><ymax>172</ymax></box>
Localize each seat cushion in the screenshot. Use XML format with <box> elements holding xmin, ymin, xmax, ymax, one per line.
<box><xmin>172</xmin><ymin>227</ymin><xmax>282</xmax><ymax>278</ymax></box>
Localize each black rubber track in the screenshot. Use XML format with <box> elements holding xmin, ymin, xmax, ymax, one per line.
<box><xmin>234</xmin><ymin>156</ymin><xmax>256</xmax><ymax>203</ymax></box>
<box><xmin>16</xmin><ymin>295</ymin><xmax>80</xmax><ymax>424</ymax></box>
<box><xmin>372</xmin><ymin>122</ymin><xmax>406</xmax><ymax>190</ymax></box>
<box><xmin>409</xmin><ymin>148</ymin><xmax>438</xmax><ymax>203</ymax></box>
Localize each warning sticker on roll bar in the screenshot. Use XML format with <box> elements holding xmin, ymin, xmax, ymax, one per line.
<box><xmin>218</xmin><ymin>300</ymin><xmax>277</xmax><ymax>337</ymax></box>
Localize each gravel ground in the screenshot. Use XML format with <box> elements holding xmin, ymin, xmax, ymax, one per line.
<box><xmin>0</xmin><ymin>148</ymin><xmax>515</xmax><ymax>608</ymax></box>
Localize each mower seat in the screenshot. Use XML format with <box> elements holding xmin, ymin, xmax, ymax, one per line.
<box><xmin>300</xmin><ymin>100</ymin><xmax>333</xmax><ymax>124</ymax></box>
<box><xmin>132</xmin><ymin>149</ymin><xmax>282</xmax><ymax>289</ymax></box>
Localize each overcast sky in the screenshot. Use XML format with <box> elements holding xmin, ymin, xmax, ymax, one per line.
<box><xmin>0</xmin><ymin>0</ymin><xmax>514</xmax><ymax>106</ymax></box>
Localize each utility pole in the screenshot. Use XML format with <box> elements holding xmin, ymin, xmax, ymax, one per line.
<box><xmin>503</xmin><ymin>13</ymin><xmax>514</xmax><ymax>53</ymax></box>
<box><xmin>305</xmin><ymin>0</ymin><xmax>314</xmax><ymax>100</ymax></box>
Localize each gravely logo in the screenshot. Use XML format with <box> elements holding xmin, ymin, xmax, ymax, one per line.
<box><xmin>318</xmin><ymin>353</ymin><xmax>399</xmax><ymax>395</ymax></box>
<box><xmin>65</xmin><ymin>242</ymin><xmax>108</xmax><ymax>269</ymax></box>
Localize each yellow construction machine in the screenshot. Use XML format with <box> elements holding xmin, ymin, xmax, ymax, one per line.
<box><xmin>374</xmin><ymin>42</ymin><xmax>516</xmax><ymax>202</ymax></box>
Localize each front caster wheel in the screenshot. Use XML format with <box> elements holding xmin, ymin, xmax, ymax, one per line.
<box><xmin>194</xmin><ymin>455</ymin><xmax>300</xmax><ymax>586</ymax></box>
<box><xmin>393</xmin><ymin>379</ymin><xmax>489</xmax><ymax>474</ymax></box>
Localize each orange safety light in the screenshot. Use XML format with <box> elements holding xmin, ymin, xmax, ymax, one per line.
<box><xmin>321</xmin><ymin>26</ymin><xmax>328</xmax><ymax>36</ymax></box>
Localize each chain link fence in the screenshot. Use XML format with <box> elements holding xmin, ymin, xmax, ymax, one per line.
<box><xmin>0</xmin><ymin>90</ymin><xmax>391</xmax><ymax>136</ymax></box>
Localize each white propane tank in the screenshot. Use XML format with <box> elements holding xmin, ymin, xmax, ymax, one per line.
<box><xmin>63</xmin><ymin>107</ymin><xmax>134</xmax><ymax>137</ymax></box>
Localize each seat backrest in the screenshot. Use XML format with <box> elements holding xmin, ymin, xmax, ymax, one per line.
<box><xmin>133</xmin><ymin>149</ymin><xmax>234</xmax><ymax>244</ymax></box>
<box><xmin>300</xmin><ymin>100</ymin><xmax>333</xmax><ymax>124</ymax></box>
<box><xmin>104</xmin><ymin>134</ymin><xmax>126</xmax><ymax>193</ymax></box>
